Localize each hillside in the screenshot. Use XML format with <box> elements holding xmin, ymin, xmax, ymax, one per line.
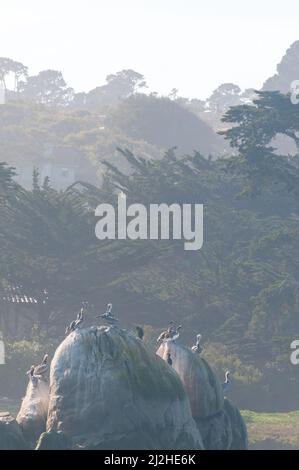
<box><xmin>107</xmin><ymin>94</ymin><xmax>223</xmax><ymax>156</ymax></box>
<box><xmin>0</xmin><ymin>100</ymin><xmax>161</xmax><ymax>189</ymax></box>
<box><xmin>1</xmin><ymin>48</ymin><xmax>299</xmax><ymax>414</ymax></box>
<box><xmin>263</xmin><ymin>40</ymin><xmax>299</xmax><ymax>93</ymax></box>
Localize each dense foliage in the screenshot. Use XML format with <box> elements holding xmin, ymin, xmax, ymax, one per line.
<box><xmin>1</xmin><ymin>51</ymin><xmax>299</xmax><ymax>409</ymax></box>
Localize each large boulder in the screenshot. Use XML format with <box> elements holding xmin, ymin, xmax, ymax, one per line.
<box><xmin>157</xmin><ymin>341</ymin><xmax>223</xmax><ymax>418</ymax></box>
<box><xmin>223</xmin><ymin>399</ymin><xmax>248</xmax><ymax>449</ymax></box>
<box><xmin>0</xmin><ymin>412</ymin><xmax>29</xmax><ymax>450</ymax></box>
<box><xmin>157</xmin><ymin>341</ymin><xmax>248</xmax><ymax>450</ymax></box>
<box><xmin>36</xmin><ymin>430</ymin><xmax>72</xmax><ymax>450</ymax></box>
<box><xmin>195</xmin><ymin>410</ymin><xmax>233</xmax><ymax>450</ymax></box>
<box><xmin>195</xmin><ymin>402</ymin><xmax>248</xmax><ymax>450</ymax></box>
<box><xmin>16</xmin><ymin>377</ymin><xmax>49</xmax><ymax>445</ymax></box>
<box><xmin>46</xmin><ymin>326</ymin><xmax>203</xmax><ymax>450</ymax></box>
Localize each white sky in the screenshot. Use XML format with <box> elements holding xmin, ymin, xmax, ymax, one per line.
<box><xmin>1</xmin><ymin>0</ymin><xmax>299</xmax><ymax>99</ymax></box>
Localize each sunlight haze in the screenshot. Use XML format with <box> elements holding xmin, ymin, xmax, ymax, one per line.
<box><xmin>1</xmin><ymin>1</ymin><xmax>299</xmax><ymax>97</ymax></box>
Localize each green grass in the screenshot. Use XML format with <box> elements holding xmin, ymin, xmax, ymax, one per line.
<box><xmin>242</xmin><ymin>410</ymin><xmax>299</xmax><ymax>449</ymax></box>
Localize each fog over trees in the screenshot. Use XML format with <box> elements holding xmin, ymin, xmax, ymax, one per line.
<box><xmin>1</xmin><ymin>41</ymin><xmax>299</xmax><ymax>411</ymax></box>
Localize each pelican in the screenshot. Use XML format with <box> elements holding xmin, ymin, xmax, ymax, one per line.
<box><xmin>191</xmin><ymin>334</ymin><xmax>203</xmax><ymax>354</ymax></box>
<box><xmin>156</xmin><ymin>328</ymin><xmax>169</xmax><ymax>343</ymax></box>
<box><xmin>26</xmin><ymin>365</ymin><xmax>42</xmax><ymax>387</ymax></box>
<box><xmin>33</xmin><ymin>354</ymin><xmax>49</xmax><ymax>377</ymax></box>
<box><xmin>96</xmin><ymin>303</ymin><xmax>119</xmax><ymax>324</ymax></box>
<box><xmin>65</xmin><ymin>319</ymin><xmax>76</xmax><ymax>336</ymax></box>
<box><xmin>135</xmin><ymin>326</ymin><xmax>144</xmax><ymax>340</ymax></box>
<box><xmin>171</xmin><ymin>325</ymin><xmax>182</xmax><ymax>341</ymax></box>
<box><xmin>74</xmin><ymin>308</ymin><xmax>84</xmax><ymax>328</ymax></box>
<box><xmin>157</xmin><ymin>322</ymin><xmax>181</xmax><ymax>343</ymax></box>
<box><xmin>106</xmin><ymin>303</ymin><xmax>112</xmax><ymax>314</ymax></box>
<box><xmin>26</xmin><ymin>365</ymin><xmax>35</xmax><ymax>377</ymax></box>
<box><xmin>222</xmin><ymin>371</ymin><xmax>230</xmax><ymax>394</ymax></box>
<box><xmin>65</xmin><ymin>307</ymin><xmax>85</xmax><ymax>335</ymax></box>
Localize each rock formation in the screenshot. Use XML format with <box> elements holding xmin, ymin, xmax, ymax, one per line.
<box><xmin>0</xmin><ymin>412</ymin><xmax>29</xmax><ymax>450</ymax></box>
<box><xmin>223</xmin><ymin>398</ymin><xmax>248</xmax><ymax>449</ymax></box>
<box><xmin>157</xmin><ymin>341</ymin><xmax>223</xmax><ymax>418</ymax></box>
<box><xmin>36</xmin><ymin>430</ymin><xmax>72</xmax><ymax>450</ymax></box>
<box><xmin>194</xmin><ymin>409</ymin><xmax>232</xmax><ymax>450</ymax></box>
<box><xmin>16</xmin><ymin>376</ymin><xmax>49</xmax><ymax>445</ymax></box>
<box><xmin>157</xmin><ymin>340</ymin><xmax>247</xmax><ymax>449</ymax></box>
<box><xmin>1</xmin><ymin>322</ymin><xmax>248</xmax><ymax>450</ymax></box>
<box><xmin>46</xmin><ymin>326</ymin><xmax>203</xmax><ymax>450</ymax></box>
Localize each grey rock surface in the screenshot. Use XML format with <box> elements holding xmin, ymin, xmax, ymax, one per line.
<box><xmin>0</xmin><ymin>413</ymin><xmax>30</xmax><ymax>450</ymax></box>
<box><xmin>224</xmin><ymin>399</ymin><xmax>248</xmax><ymax>449</ymax></box>
<box><xmin>46</xmin><ymin>326</ymin><xmax>204</xmax><ymax>450</ymax></box>
<box><xmin>195</xmin><ymin>401</ymin><xmax>248</xmax><ymax>450</ymax></box>
<box><xmin>157</xmin><ymin>341</ymin><xmax>223</xmax><ymax>418</ymax></box>
<box><xmin>157</xmin><ymin>341</ymin><xmax>247</xmax><ymax>449</ymax></box>
<box><xmin>195</xmin><ymin>410</ymin><xmax>233</xmax><ymax>450</ymax></box>
<box><xmin>16</xmin><ymin>377</ymin><xmax>49</xmax><ymax>444</ymax></box>
<box><xmin>36</xmin><ymin>430</ymin><xmax>72</xmax><ymax>450</ymax></box>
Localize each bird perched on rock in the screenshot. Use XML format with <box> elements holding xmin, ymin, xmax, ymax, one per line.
<box><xmin>26</xmin><ymin>365</ymin><xmax>42</xmax><ymax>387</ymax></box>
<box><xmin>96</xmin><ymin>303</ymin><xmax>119</xmax><ymax>324</ymax></box>
<box><xmin>222</xmin><ymin>371</ymin><xmax>230</xmax><ymax>394</ymax></box>
<box><xmin>33</xmin><ymin>354</ymin><xmax>49</xmax><ymax>378</ymax></box>
<box><xmin>26</xmin><ymin>365</ymin><xmax>35</xmax><ymax>378</ymax></box>
<box><xmin>171</xmin><ymin>325</ymin><xmax>182</xmax><ymax>341</ymax></box>
<box><xmin>135</xmin><ymin>326</ymin><xmax>144</xmax><ymax>340</ymax></box>
<box><xmin>65</xmin><ymin>307</ymin><xmax>85</xmax><ymax>335</ymax></box>
<box><xmin>191</xmin><ymin>334</ymin><xmax>203</xmax><ymax>354</ymax></box>
<box><xmin>157</xmin><ymin>322</ymin><xmax>182</xmax><ymax>343</ymax></box>
<box><xmin>75</xmin><ymin>308</ymin><xmax>84</xmax><ymax>328</ymax></box>
<box><xmin>156</xmin><ymin>327</ymin><xmax>170</xmax><ymax>343</ymax></box>
<box><xmin>65</xmin><ymin>320</ymin><xmax>76</xmax><ymax>336</ymax></box>
<box><xmin>167</xmin><ymin>352</ymin><xmax>173</xmax><ymax>366</ymax></box>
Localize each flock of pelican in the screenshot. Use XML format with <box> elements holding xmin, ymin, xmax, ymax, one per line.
<box><xmin>27</xmin><ymin>303</ymin><xmax>230</xmax><ymax>394</ymax></box>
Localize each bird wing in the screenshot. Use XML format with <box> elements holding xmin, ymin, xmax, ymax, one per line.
<box><xmin>170</xmin><ymin>333</ymin><xmax>179</xmax><ymax>341</ymax></box>
<box><xmin>34</xmin><ymin>364</ymin><xmax>48</xmax><ymax>376</ymax></box>
<box><xmin>96</xmin><ymin>313</ymin><xmax>105</xmax><ymax>318</ymax></box>
<box><xmin>157</xmin><ymin>331</ymin><xmax>166</xmax><ymax>342</ymax></box>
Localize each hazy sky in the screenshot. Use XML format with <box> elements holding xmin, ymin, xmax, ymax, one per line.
<box><xmin>1</xmin><ymin>0</ymin><xmax>299</xmax><ymax>99</ymax></box>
